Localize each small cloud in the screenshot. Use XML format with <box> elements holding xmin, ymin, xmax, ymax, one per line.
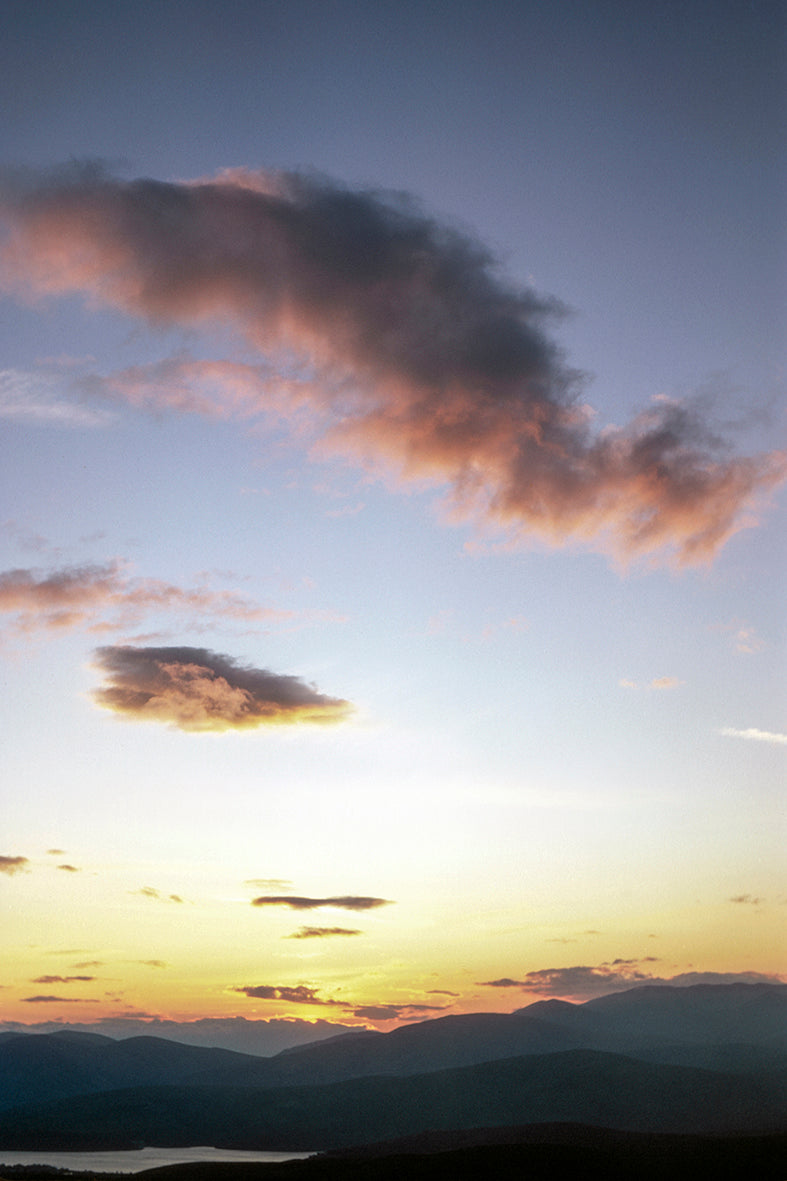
<box><xmin>134</xmin><ymin>886</ymin><xmax>162</xmax><ymax>900</ymax></box>
<box><xmin>427</xmin><ymin>989</ymin><xmax>460</xmax><ymax>997</ymax></box>
<box><xmin>720</xmin><ymin>727</ymin><xmax>787</xmax><ymax>746</ymax></box>
<box><xmin>729</xmin><ymin>894</ymin><xmax>763</xmax><ymax>905</ymax></box>
<box><xmin>92</xmin><ymin>645</ymin><xmax>354</xmax><ymax>731</ymax></box>
<box><xmin>46</xmin><ymin>848</ymin><xmax>66</xmax><ymax>856</ymax></box>
<box><xmin>285</xmin><ymin>927</ymin><xmax>362</xmax><ymax>939</ymax></box>
<box><xmin>22</xmin><ymin>995</ymin><xmax>98</xmax><ymax>1003</ymax></box>
<box><xmin>619</xmin><ymin>679</ymin><xmax>638</xmax><ymax>689</ymax></box>
<box><xmin>31</xmin><ymin>975</ymin><xmax>95</xmax><ymax>984</ymax></box>
<box><xmin>57</xmin><ymin>864</ymin><xmax>80</xmax><ymax>873</ymax></box>
<box><xmin>137</xmin><ymin>960</ymin><xmax>167</xmax><ymax>969</ymax></box>
<box><xmin>234</xmin><ymin>984</ymin><xmax>344</xmax><ymax>1007</ymax></box>
<box><xmin>650</xmin><ymin>676</ymin><xmax>681</xmax><ymax>690</ymax></box>
<box><xmin>734</xmin><ymin>625</ymin><xmax>765</xmax><ymax>654</ymax></box>
<box><xmin>0</xmin><ymin>855</ymin><xmax>29</xmax><ymax>876</ymax></box>
<box><xmin>252</xmin><ymin>895</ymin><xmax>393</xmax><ymax>911</ymax></box>
<box><xmin>72</xmin><ymin>960</ymin><xmax>104</xmax><ymax>969</ymax></box>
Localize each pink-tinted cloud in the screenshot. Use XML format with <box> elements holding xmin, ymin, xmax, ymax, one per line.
<box><xmin>0</xmin><ymin>560</ymin><xmax>335</xmax><ymax>638</ymax></box>
<box><xmin>92</xmin><ymin>644</ymin><xmax>354</xmax><ymax>731</ymax></box>
<box><xmin>1</xmin><ymin>163</ymin><xmax>782</xmax><ymax>565</ymax></box>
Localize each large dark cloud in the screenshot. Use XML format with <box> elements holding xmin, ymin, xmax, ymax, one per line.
<box><xmin>91</xmin><ymin>645</ymin><xmax>353</xmax><ymax>731</ymax></box>
<box><xmin>1</xmin><ymin>163</ymin><xmax>782</xmax><ymax>564</ymax></box>
<box><xmin>478</xmin><ymin>963</ymin><xmax>784</xmax><ymax>1000</ymax></box>
<box><xmin>251</xmin><ymin>894</ymin><xmax>392</xmax><ymax>910</ymax></box>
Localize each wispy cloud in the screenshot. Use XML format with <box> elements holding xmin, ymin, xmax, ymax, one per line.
<box><xmin>91</xmin><ymin>645</ymin><xmax>354</xmax><ymax>731</ymax></box>
<box><xmin>0</xmin><ymin>366</ymin><xmax>111</xmax><ymax>427</ymax></box>
<box><xmin>619</xmin><ymin>676</ymin><xmax>682</xmax><ymax>691</ymax></box>
<box><xmin>1</xmin><ymin>163</ymin><xmax>782</xmax><ymax>565</ymax></box>
<box><xmin>22</xmin><ymin>995</ymin><xmax>98</xmax><ymax>1004</ymax></box>
<box><xmin>0</xmin><ymin>560</ymin><xmax>337</xmax><ymax>638</ymax></box>
<box><xmin>31</xmin><ymin>975</ymin><xmax>96</xmax><ymax>984</ymax></box>
<box><xmin>56</xmin><ymin>864</ymin><xmax>81</xmax><ymax>873</ymax></box>
<box><xmin>132</xmin><ymin>886</ymin><xmax>185</xmax><ymax>903</ymax></box>
<box><xmin>251</xmin><ymin>894</ymin><xmax>392</xmax><ymax>911</ymax></box>
<box><xmin>720</xmin><ymin>727</ymin><xmax>787</xmax><ymax>746</ymax></box>
<box><xmin>729</xmin><ymin>894</ymin><xmax>763</xmax><ymax>905</ymax></box>
<box><xmin>0</xmin><ymin>855</ymin><xmax>29</xmax><ymax>876</ymax></box>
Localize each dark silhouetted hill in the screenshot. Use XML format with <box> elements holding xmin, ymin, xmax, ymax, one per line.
<box><xmin>0</xmin><ymin>1049</ymin><xmax>783</xmax><ymax>1150</ymax></box>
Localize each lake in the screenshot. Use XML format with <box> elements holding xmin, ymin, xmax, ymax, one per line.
<box><xmin>0</xmin><ymin>1147</ymin><xmax>314</xmax><ymax>1173</ymax></box>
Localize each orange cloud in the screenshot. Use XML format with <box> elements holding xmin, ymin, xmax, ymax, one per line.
<box><xmin>1</xmin><ymin>164</ymin><xmax>782</xmax><ymax>565</ymax></box>
<box><xmin>91</xmin><ymin>644</ymin><xmax>354</xmax><ymax>731</ymax></box>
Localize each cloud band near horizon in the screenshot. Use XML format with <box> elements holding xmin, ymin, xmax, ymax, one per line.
<box><xmin>1</xmin><ymin>162</ymin><xmax>782</xmax><ymax>565</ymax></box>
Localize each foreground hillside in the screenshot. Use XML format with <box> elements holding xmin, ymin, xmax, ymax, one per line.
<box><xmin>2</xmin><ymin>1126</ymin><xmax>787</xmax><ymax>1181</ymax></box>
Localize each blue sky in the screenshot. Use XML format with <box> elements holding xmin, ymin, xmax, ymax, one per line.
<box><xmin>0</xmin><ymin>0</ymin><xmax>784</xmax><ymax>1043</ymax></box>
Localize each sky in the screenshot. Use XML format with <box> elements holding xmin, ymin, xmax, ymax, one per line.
<box><xmin>0</xmin><ymin>0</ymin><xmax>785</xmax><ymax>1051</ymax></box>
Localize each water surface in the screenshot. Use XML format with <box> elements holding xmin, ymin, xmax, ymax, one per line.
<box><xmin>0</xmin><ymin>1147</ymin><xmax>314</xmax><ymax>1173</ymax></box>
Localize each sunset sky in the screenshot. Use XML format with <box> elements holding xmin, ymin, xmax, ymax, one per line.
<box><xmin>1</xmin><ymin>0</ymin><xmax>784</xmax><ymax>1050</ymax></box>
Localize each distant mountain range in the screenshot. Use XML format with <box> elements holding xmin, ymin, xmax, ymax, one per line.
<box><xmin>0</xmin><ymin>983</ymin><xmax>784</xmax><ymax>1150</ymax></box>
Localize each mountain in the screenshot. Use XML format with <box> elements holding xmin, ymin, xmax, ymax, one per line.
<box><xmin>0</xmin><ymin>1030</ymin><xmax>264</xmax><ymax>1111</ymax></box>
<box><xmin>1</xmin><ymin>983</ymin><xmax>785</xmax><ymax>1110</ymax></box>
<box><xmin>0</xmin><ymin>1049</ymin><xmax>783</xmax><ymax>1150</ymax></box>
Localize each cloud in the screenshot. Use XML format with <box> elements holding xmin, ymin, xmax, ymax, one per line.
<box><xmin>245</xmin><ymin>878</ymin><xmax>293</xmax><ymax>890</ymax></box>
<box><xmin>132</xmin><ymin>886</ymin><xmax>185</xmax><ymax>902</ymax></box>
<box><xmin>349</xmin><ymin>1002</ymin><xmax>449</xmax><ymax>1020</ymax></box>
<box><xmin>251</xmin><ymin>894</ymin><xmax>392</xmax><ymax>910</ymax></box>
<box><xmin>233</xmin><ymin>984</ymin><xmax>344</xmax><ymax>1006</ymax></box>
<box><xmin>22</xmin><ymin>995</ymin><xmax>97</xmax><ymax>1003</ymax></box>
<box><xmin>56</xmin><ymin>864</ymin><xmax>80</xmax><ymax>872</ymax></box>
<box><xmin>0</xmin><ymin>366</ymin><xmax>110</xmax><ymax>427</ymax></box>
<box><xmin>31</xmin><ymin>975</ymin><xmax>95</xmax><ymax>984</ymax></box>
<box><xmin>729</xmin><ymin>894</ymin><xmax>763</xmax><ymax>905</ymax></box>
<box><xmin>619</xmin><ymin>677</ymin><xmax>681</xmax><ymax>691</ymax></box>
<box><xmin>0</xmin><ymin>855</ymin><xmax>29</xmax><ymax>876</ymax></box>
<box><xmin>0</xmin><ymin>560</ymin><xmax>331</xmax><ymax>638</ymax></box>
<box><xmin>478</xmin><ymin>963</ymin><xmax>784</xmax><ymax>1000</ymax></box>
<box><xmin>1</xmin><ymin>162</ymin><xmax>782</xmax><ymax>565</ymax></box>
<box><xmin>285</xmin><ymin>927</ymin><xmax>363</xmax><ymax>939</ymax></box>
<box><xmin>720</xmin><ymin>727</ymin><xmax>787</xmax><ymax>746</ymax></box>
<box><xmin>91</xmin><ymin>644</ymin><xmax>354</xmax><ymax>731</ymax></box>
